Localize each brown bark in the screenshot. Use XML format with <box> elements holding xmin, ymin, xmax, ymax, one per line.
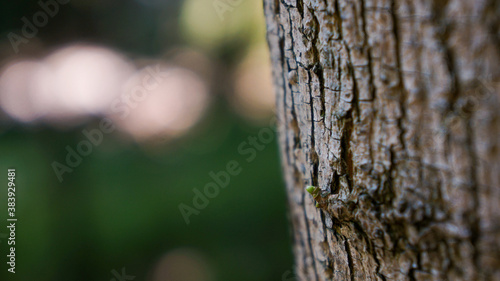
<box><xmin>264</xmin><ymin>0</ymin><xmax>500</xmax><ymax>280</ymax></box>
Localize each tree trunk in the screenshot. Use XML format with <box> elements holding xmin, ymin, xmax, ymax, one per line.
<box><xmin>264</xmin><ymin>0</ymin><xmax>500</xmax><ymax>280</ymax></box>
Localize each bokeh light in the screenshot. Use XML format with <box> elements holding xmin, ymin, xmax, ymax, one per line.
<box><xmin>109</xmin><ymin>65</ymin><xmax>210</xmax><ymax>141</ymax></box>
<box><xmin>0</xmin><ymin>60</ymin><xmax>43</xmax><ymax>122</ymax></box>
<box><xmin>33</xmin><ymin>45</ymin><xmax>135</xmax><ymax>122</ymax></box>
<box><xmin>180</xmin><ymin>0</ymin><xmax>265</xmax><ymax>50</ymax></box>
<box><xmin>0</xmin><ymin>44</ymin><xmax>135</xmax><ymax>126</ymax></box>
<box><xmin>232</xmin><ymin>44</ymin><xmax>275</xmax><ymax>121</ymax></box>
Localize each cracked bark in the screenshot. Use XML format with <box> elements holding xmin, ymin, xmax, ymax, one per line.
<box><xmin>264</xmin><ymin>0</ymin><xmax>500</xmax><ymax>280</ymax></box>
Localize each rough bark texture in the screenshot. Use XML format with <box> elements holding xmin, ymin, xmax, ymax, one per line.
<box><xmin>264</xmin><ymin>0</ymin><xmax>500</xmax><ymax>280</ymax></box>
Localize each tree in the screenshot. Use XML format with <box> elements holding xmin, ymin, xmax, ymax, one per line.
<box><xmin>264</xmin><ymin>0</ymin><xmax>500</xmax><ymax>280</ymax></box>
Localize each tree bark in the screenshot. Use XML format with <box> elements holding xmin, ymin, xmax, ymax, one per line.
<box><xmin>264</xmin><ymin>0</ymin><xmax>500</xmax><ymax>280</ymax></box>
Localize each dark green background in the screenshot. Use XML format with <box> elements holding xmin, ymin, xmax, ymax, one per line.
<box><xmin>0</xmin><ymin>0</ymin><xmax>294</xmax><ymax>280</ymax></box>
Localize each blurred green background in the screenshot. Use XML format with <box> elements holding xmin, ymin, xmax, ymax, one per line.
<box><xmin>0</xmin><ymin>0</ymin><xmax>294</xmax><ymax>280</ymax></box>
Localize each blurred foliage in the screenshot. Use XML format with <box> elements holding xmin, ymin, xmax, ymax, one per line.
<box><xmin>0</xmin><ymin>1</ymin><xmax>294</xmax><ymax>281</ymax></box>
<box><xmin>180</xmin><ymin>0</ymin><xmax>265</xmax><ymax>51</ymax></box>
